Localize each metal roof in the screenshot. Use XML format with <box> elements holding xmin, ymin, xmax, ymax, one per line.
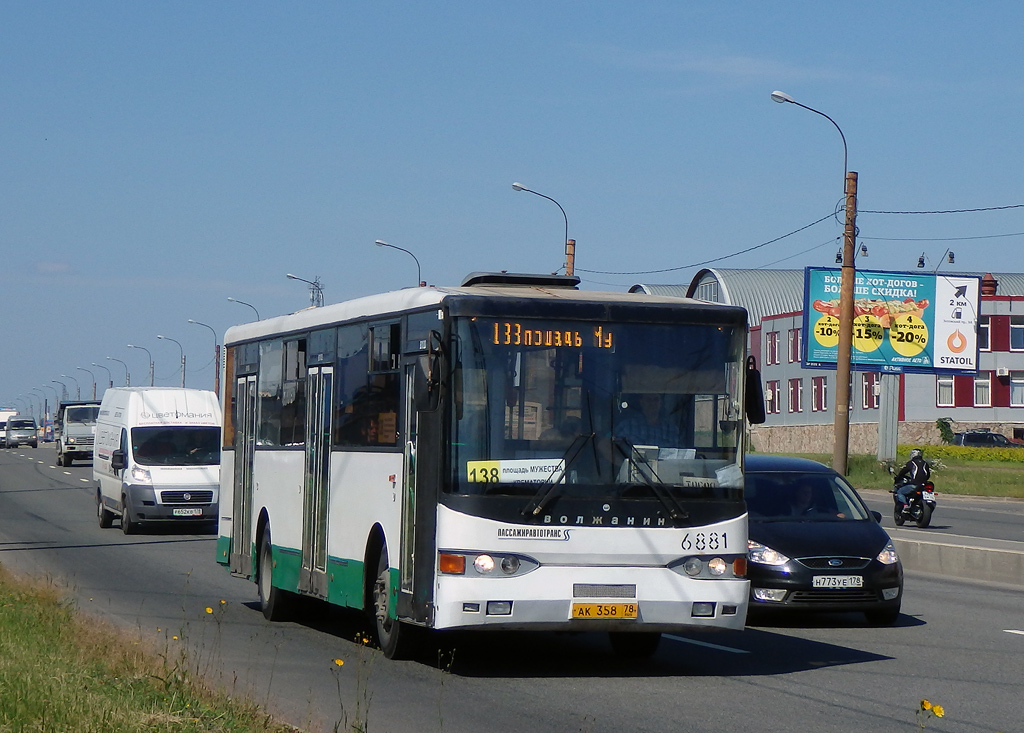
<box><xmin>632</xmin><ymin>269</ymin><xmax>1024</xmax><ymax>328</ymax></box>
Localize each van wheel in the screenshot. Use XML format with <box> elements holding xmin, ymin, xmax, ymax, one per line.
<box><xmin>97</xmin><ymin>493</ymin><xmax>114</xmax><ymax>529</ymax></box>
<box><xmin>258</xmin><ymin>528</ymin><xmax>295</xmax><ymax>621</ymax></box>
<box><xmin>120</xmin><ymin>495</ymin><xmax>137</xmax><ymax>535</ymax></box>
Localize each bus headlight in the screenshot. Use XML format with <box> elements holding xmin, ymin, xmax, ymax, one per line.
<box><xmin>440</xmin><ymin>551</ymin><xmax>538</xmax><ymax>577</ymax></box>
<box><xmin>474</xmin><ymin>555</ymin><xmax>496</xmax><ymax>574</ymax></box>
<box><xmin>707</xmin><ymin>557</ymin><xmax>727</xmax><ymax>576</ymax></box>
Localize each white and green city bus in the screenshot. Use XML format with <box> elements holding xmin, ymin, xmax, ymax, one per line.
<box><xmin>216</xmin><ymin>272</ymin><xmax>765</xmax><ymax>658</ymax></box>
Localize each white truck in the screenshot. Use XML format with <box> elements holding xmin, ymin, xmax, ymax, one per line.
<box><xmin>55</xmin><ymin>400</ymin><xmax>101</xmax><ymax>466</ymax></box>
<box><xmin>93</xmin><ymin>387</ymin><xmax>221</xmax><ymax>534</ymax></box>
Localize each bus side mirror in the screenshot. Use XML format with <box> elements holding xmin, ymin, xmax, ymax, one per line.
<box><xmin>111</xmin><ymin>449</ymin><xmax>126</xmax><ymax>471</ymax></box>
<box><xmin>414</xmin><ymin>330</ymin><xmax>443</xmax><ymax>412</ymax></box>
<box><xmin>745</xmin><ymin>355</ymin><xmax>766</xmax><ymax>425</ymax></box>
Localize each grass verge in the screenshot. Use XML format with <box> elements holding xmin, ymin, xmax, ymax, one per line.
<box><xmin>0</xmin><ymin>563</ymin><xmax>298</xmax><ymax>733</ymax></box>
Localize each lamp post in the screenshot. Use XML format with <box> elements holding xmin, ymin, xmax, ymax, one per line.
<box><xmin>31</xmin><ymin>389</ymin><xmax>46</xmax><ymax>424</ymax></box>
<box><xmin>76</xmin><ymin>366</ymin><xmax>98</xmax><ymax>400</ymax></box>
<box><xmin>374</xmin><ymin>240</ymin><xmax>424</xmax><ymax>287</ymax></box>
<box><xmin>127</xmin><ymin>344</ymin><xmax>155</xmax><ymax>386</ymax></box>
<box><xmin>60</xmin><ymin>374</ymin><xmax>81</xmax><ymax>400</ymax></box>
<box><xmin>227</xmin><ymin>297</ymin><xmax>260</xmax><ymax>320</ymax></box>
<box><xmin>511</xmin><ymin>182</ymin><xmax>574</xmax><ymax>277</ymax></box>
<box><xmin>106</xmin><ymin>356</ymin><xmax>130</xmax><ymax>387</ymax></box>
<box><xmin>41</xmin><ymin>384</ymin><xmax>59</xmax><ymax>404</ymax></box>
<box><xmin>51</xmin><ymin>379</ymin><xmax>69</xmax><ymax>402</ymax></box>
<box><xmin>91</xmin><ymin>362</ymin><xmax>113</xmax><ymax>391</ymax></box>
<box><xmin>157</xmin><ymin>335</ymin><xmax>186</xmax><ymax>388</ymax></box>
<box><xmin>772</xmin><ymin>90</ymin><xmax>858</xmax><ymax>475</ymax></box>
<box><xmin>286</xmin><ymin>273</ymin><xmax>325</xmax><ymax>307</ymax></box>
<box><xmin>188</xmin><ymin>319</ymin><xmax>221</xmax><ymax>396</ymax></box>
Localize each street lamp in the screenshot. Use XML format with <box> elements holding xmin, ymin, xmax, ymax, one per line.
<box><xmin>188</xmin><ymin>319</ymin><xmax>221</xmax><ymax>395</ymax></box>
<box><xmin>772</xmin><ymin>90</ymin><xmax>858</xmax><ymax>475</ymax></box>
<box><xmin>51</xmin><ymin>379</ymin><xmax>70</xmax><ymax>402</ymax></box>
<box><xmin>374</xmin><ymin>240</ymin><xmax>424</xmax><ymax>287</ymax></box>
<box><xmin>127</xmin><ymin>344</ymin><xmax>155</xmax><ymax>386</ymax></box>
<box><xmin>106</xmin><ymin>356</ymin><xmax>130</xmax><ymax>387</ymax></box>
<box><xmin>286</xmin><ymin>273</ymin><xmax>325</xmax><ymax>307</ymax></box>
<box><xmin>227</xmin><ymin>297</ymin><xmax>260</xmax><ymax>320</ymax></box>
<box><xmin>31</xmin><ymin>389</ymin><xmax>47</xmax><ymax>423</ymax></box>
<box><xmin>76</xmin><ymin>366</ymin><xmax>98</xmax><ymax>400</ymax></box>
<box><xmin>511</xmin><ymin>182</ymin><xmax>574</xmax><ymax>277</ymax></box>
<box><xmin>157</xmin><ymin>335</ymin><xmax>186</xmax><ymax>388</ymax></box>
<box><xmin>91</xmin><ymin>362</ymin><xmax>113</xmax><ymax>391</ymax></box>
<box><xmin>60</xmin><ymin>374</ymin><xmax>81</xmax><ymax>400</ymax></box>
<box><xmin>41</xmin><ymin>384</ymin><xmax>59</xmax><ymax>404</ymax></box>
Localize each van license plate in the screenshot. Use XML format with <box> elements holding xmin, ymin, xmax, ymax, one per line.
<box><xmin>812</xmin><ymin>575</ymin><xmax>862</xmax><ymax>588</ymax></box>
<box><xmin>571</xmin><ymin>603</ymin><xmax>638</xmax><ymax>619</ymax></box>
<box><xmin>173</xmin><ymin>507</ymin><xmax>203</xmax><ymax>517</ymax></box>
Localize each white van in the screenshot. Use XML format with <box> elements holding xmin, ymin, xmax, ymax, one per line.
<box><xmin>94</xmin><ymin>387</ymin><xmax>221</xmax><ymax>534</ymax></box>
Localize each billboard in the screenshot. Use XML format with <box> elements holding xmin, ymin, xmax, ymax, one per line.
<box><xmin>802</xmin><ymin>267</ymin><xmax>981</xmax><ymax>375</ymax></box>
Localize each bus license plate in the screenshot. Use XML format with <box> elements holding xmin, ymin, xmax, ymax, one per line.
<box><xmin>173</xmin><ymin>507</ymin><xmax>203</xmax><ymax>517</ymax></box>
<box><xmin>812</xmin><ymin>575</ymin><xmax>862</xmax><ymax>588</ymax></box>
<box><xmin>571</xmin><ymin>602</ymin><xmax>638</xmax><ymax>619</ymax></box>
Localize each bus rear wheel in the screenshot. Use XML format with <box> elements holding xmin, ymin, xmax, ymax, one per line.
<box><xmin>371</xmin><ymin>546</ymin><xmax>416</xmax><ymax>659</ymax></box>
<box><xmin>609</xmin><ymin>631</ymin><xmax>661</xmax><ymax>658</ymax></box>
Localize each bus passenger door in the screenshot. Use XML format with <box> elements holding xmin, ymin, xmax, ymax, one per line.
<box><xmin>230</xmin><ymin>375</ymin><xmax>257</xmax><ymax>576</ymax></box>
<box><xmin>399</xmin><ymin>364</ymin><xmax>418</xmax><ymax>598</ymax></box>
<box><xmin>299</xmin><ymin>365</ymin><xmax>332</xmax><ymax>598</ymax></box>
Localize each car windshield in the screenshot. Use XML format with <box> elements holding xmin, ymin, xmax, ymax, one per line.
<box><xmin>449</xmin><ymin>316</ymin><xmax>747</xmax><ymax>501</ymax></box>
<box><xmin>131</xmin><ymin>426</ymin><xmax>221</xmax><ymax>466</ymax></box>
<box><xmin>745</xmin><ymin>471</ymin><xmax>871</xmax><ymax>521</ymax></box>
<box><xmin>65</xmin><ymin>406</ymin><xmax>99</xmax><ymax>423</ymax></box>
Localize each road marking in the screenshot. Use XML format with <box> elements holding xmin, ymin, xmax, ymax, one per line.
<box><xmin>1005</xmin><ymin>630</ymin><xmax>1024</xmax><ymax>636</ymax></box>
<box><xmin>63</xmin><ymin>471</ymin><xmax>72</xmax><ymax>475</ymax></box>
<box><xmin>80</xmin><ymin>478</ymin><xmax>90</xmax><ymax>483</ymax></box>
<box><xmin>665</xmin><ymin>634</ymin><xmax>749</xmax><ymax>654</ymax></box>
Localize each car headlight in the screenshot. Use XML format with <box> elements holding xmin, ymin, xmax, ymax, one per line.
<box><xmin>747</xmin><ymin>540</ymin><xmax>790</xmax><ymax>566</ymax></box>
<box><xmin>876</xmin><ymin>540</ymin><xmax>900</xmax><ymax>565</ymax></box>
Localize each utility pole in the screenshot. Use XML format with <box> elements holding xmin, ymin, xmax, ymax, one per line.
<box><xmin>832</xmin><ymin>171</ymin><xmax>858</xmax><ymax>475</ymax></box>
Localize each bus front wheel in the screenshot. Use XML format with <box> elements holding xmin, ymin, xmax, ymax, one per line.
<box><xmin>371</xmin><ymin>546</ymin><xmax>416</xmax><ymax>659</ymax></box>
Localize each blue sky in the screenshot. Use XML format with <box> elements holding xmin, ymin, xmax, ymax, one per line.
<box><xmin>4</xmin><ymin>2</ymin><xmax>1024</xmax><ymax>405</ymax></box>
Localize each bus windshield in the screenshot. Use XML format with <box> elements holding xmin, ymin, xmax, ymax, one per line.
<box><xmin>450</xmin><ymin>316</ymin><xmax>746</xmax><ymax>500</ymax></box>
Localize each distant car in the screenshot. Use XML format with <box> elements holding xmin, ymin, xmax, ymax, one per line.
<box><xmin>5</xmin><ymin>417</ymin><xmax>39</xmax><ymax>449</ymax></box>
<box><xmin>951</xmin><ymin>430</ymin><xmax>1023</xmax><ymax>448</ymax></box>
<box><xmin>744</xmin><ymin>454</ymin><xmax>903</xmax><ymax>625</ymax></box>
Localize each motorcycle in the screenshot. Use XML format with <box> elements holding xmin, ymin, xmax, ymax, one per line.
<box><xmin>891</xmin><ymin>480</ymin><xmax>937</xmax><ymax>528</ymax></box>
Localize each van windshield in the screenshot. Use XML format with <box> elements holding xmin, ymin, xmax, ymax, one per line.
<box><xmin>131</xmin><ymin>426</ymin><xmax>221</xmax><ymax>466</ymax></box>
<box><xmin>65</xmin><ymin>406</ymin><xmax>100</xmax><ymax>424</ymax></box>
<box><xmin>9</xmin><ymin>419</ymin><xmax>35</xmax><ymax>430</ymax></box>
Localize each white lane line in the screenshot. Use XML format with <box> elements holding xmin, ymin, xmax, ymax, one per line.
<box><xmin>63</xmin><ymin>471</ymin><xmax>72</xmax><ymax>475</ymax></box>
<box><xmin>80</xmin><ymin>478</ymin><xmax>90</xmax><ymax>483</ymax></box>
<box><xmin>1005</xmin><ymin>630</ymin><xmax>1024</xmax><ymax>636</ymax></box>
<box><xmin>665</xmin><ymin>634</ymin><xmax>750</xmax><ymax>654</ymax></box>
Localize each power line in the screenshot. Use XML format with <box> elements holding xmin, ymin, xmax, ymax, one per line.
<box><xmin>862</xmin><ymin>204</ymin><xmax>1024</xmax><ymax>215</ymax></box>
<box><xmin>860</xmin><ymin>231</ymin><xmax>1024</xmax><ymax>242</ymax></box>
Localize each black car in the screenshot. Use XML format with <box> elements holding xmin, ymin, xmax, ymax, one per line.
<box><xmin>744</xmin><ymin>455</ymin><xmax>903</xmax><ymax>625</ymax></box>
<box><xmin>951</xmin><ymin>430</ymin><xmax>1023</xmax><ymax>448</ymax></box>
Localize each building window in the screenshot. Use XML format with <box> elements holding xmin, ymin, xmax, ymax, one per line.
<box><xmin>974</xmin><ymin>373</ymin><xmax>991</xmax><ymax>407</ymax></box>
<box><xmin>788</xmin><ymin>328</ymin><xmax>802</xmax><ymax>363</ymax></box>
<box><xmin>695</xmin><ymin>280</ymin><xmax>719</xmax><ymax>303</ymax></box>
<box><xmin>788</xmin><ymin>378</ymin><xmax>803</xmax><ymax>413</ymax></box>
<box><xmin>978</xmin><ymin>316</ymin><xmax>991</xmax><ymax>352</ymax></box>
<box><xmin>766</xmin><ymin>331</ymin><xmax>780</xmax><ymax>366</ymax></box>
<box><xmin>862</xmin><ymin>372</ymin><xmax>880</xmax><ymax>410</ymax></box>
<box><xmin>936</xmin><ymin>375</ymin><xmax>954</xmax><ymax>408</ymax></box>
<box><xmin>1011</xmin><ymin>316</ymin><xmax>1024</xmax><ymax>351</ymax></box>
<box><xmin>1011</xmin><ymin>372</ymin><xmax>1024</xmax><ymax>407</ymax></box>
<box><xmin>765</xmin><ymin>380</ymin><xmax>781</xmax><ymax>414</ymax></box>
<box><xmin>811</xmin><ymin>376</ymin><xmax>827</xmax><ymax>412</ymax></box>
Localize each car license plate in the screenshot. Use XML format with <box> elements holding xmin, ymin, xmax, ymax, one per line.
<box><xmin>571</xmin><ymin>602</ymin><xmax>638</xmax><ymax>619</ymax></box>
<box><xmin>812</xmin><ymin>575</ymin><xmax>863</xmax><ymax>588</ymax></box>
<box><xmin>172</xmin><ymin>507</ymin><xmax>203</xmax><ymax>517</ymax></box>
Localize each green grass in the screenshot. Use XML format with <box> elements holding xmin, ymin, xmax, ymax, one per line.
<box><xmin>777</xmin><ymin>449</ymin><xmax>1024</xmax><ymax>499</ymax></box>
<box><xmin>0</xmin><ymin>564</ymin><xmax>298</xmax><ymax>733</ymax></box>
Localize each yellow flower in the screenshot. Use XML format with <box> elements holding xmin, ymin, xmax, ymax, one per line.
<box><xmin>219</xmin><ymin>599</ymin><xmax>227</xmax><ymax>605</ymax></box>
<box><xmin>172</xmin><ymin>636</ymin><xmax>178</xmax><ymax>640</ymax></box>
<box><xmin>920</xmin><ymin>700</ymin><xmax>932</xmax><ymax>711</ymax></box>
<box><xmin>932</xmin><ymin>705</ymin><xmax>944</xmax><ymax>718</ymax></box>
<box><xmin>333</xmin><ymin>658</ymin><xmax>344</xmax><ymax>667</ymax></box>
<box><xmin>205</xmin><ymin>607</ymin><xmax>213</xmax><ymax>614</ymax></box>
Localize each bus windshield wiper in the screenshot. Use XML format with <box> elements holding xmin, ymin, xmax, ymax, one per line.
<box><xmin>521</xmin><ymin>432</ymin><xmax>595</xmax><ymax>519</ymax></box>
<box><xmin>612</xmin><ymin>438</ymin><xmax>690</xmax><ymax>524</ymax></box>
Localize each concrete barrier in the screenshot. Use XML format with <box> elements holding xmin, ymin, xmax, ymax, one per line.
<box><xmin>890</xmin><ymin>530</ymin><xmax>1024</xmax><ymax>588</ymax></box>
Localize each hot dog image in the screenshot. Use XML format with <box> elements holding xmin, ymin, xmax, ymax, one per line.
<box><xmin>813</xmin><ymin>297</ymin><xmax>929</xmax><ymax>329</ymax></box>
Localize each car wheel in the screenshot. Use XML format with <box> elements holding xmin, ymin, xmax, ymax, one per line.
<box><xmin>258</xmin><ymin>527</ymin><xmax>295</xmax><ymax>622</ymax></box>
<box><xmin>120</xmin><ymin>495</ymin><xmax>137</xmax><ymax>535</ymax></box>
<box><xmin>609</xmin><ymin>631</ymin><xmax>661</xmax><ymax>658</ymax></box>
<box><xmin>97</xmin><ymin>493</ymin><xmax>114</xmax><ymax>529</ymax></box>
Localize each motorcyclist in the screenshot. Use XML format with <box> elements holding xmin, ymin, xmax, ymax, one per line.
<box><xmin>894</xmin><ymin>448</ymin><xmax>931</xmax><ymax>511</ymax></box>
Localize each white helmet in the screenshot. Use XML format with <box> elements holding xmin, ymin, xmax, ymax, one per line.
<box><xmin>909</xmin><ymin>448</ymin><xmax>923</xmax><ymax>460</ymax></box>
